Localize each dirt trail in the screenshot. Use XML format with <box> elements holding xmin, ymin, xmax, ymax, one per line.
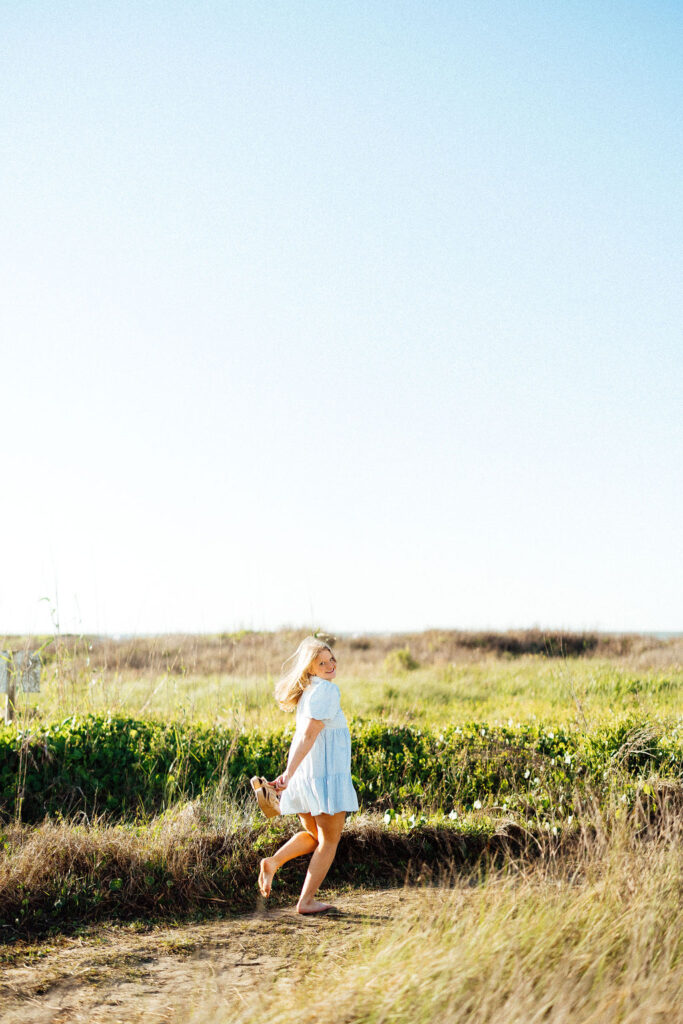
<box><xmin>0</xmin><ymin>888</ymin><xmax>419</xmax><ymax>1024</ymax></box>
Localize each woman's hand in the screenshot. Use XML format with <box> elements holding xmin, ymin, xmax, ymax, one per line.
<box><xmin>270</xmin><ymin>772</ymin><xmax>289</xmax><ymax>791</ymax></box>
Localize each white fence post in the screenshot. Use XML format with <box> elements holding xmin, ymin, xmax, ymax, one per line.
<box><xmin>1</xmin><ymin>651</ymin><xmax>41</xmax><ymax>724</ymax></box>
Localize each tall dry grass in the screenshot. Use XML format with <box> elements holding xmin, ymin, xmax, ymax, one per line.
<box><xmin>181</xmin><ymin>801</ymin><xmax>683</xmax><ymax>1024</ymax></box>
<box><xmin>0</xmin><ymin>797</ymin><xmax>538</xmax><ymax>937</ymax></box>
<box><xmin>4</xmin><ymin>628</ymin><xmax>681</xmax><ymax>680</ymax></box>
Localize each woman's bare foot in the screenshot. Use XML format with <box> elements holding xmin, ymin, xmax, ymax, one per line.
<box><xmin>296</xmin><ymin>899</ymin><xmax>334</xmax><ymax>915</ymax></box>
<box><xmin>258</xmin><ymin>857</ymin><xmax>277</xmax><ymax>897</ymax></box>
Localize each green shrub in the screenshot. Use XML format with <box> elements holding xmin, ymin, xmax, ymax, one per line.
<box><xmin>0</xmin><ymin>714</ymin><xmax>681</xmax><ymax>823</ymax></box>
<box><xmin>384</xmin><ymin>647</ymin><xmax>420</xmax><ymax>672</ymax></box>
<box><xmin>0</xmin><ymin>716</ymin><xmax>291</xmax><ymax>822</ymax></box>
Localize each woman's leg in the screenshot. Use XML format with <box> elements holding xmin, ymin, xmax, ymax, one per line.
<box><xmin>297</xmin><ymin>811</ymin><xmax>346</xmax><ymax>914</ymax></box>
<box><xmin>258</xmin><ymin>813</ymin><xmax>319</xmax><ymax>897</ymax></box>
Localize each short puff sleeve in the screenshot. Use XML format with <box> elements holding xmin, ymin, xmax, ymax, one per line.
<box><xmin>307</xmin><ymin>679</ymin><xmax>341</xmax><ymax>721</ymax></box>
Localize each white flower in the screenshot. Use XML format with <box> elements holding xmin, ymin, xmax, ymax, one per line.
<box><xmin>448</xmin><ymin>809</ymin><xmax>458</xmax><ymax>820</ymax></box>
<box><xmin>480</xmin><ymin>729</ymin><xmax>486</xmax><ymax>737</ymax></box>
<box><xmin>564</xmin><ymin>754</ymin><xmax>572</xmax><ymax>764</ymax></box>
<box><xmin>534</xmin><ymin>777</ymin><xmax>540</xmax><ymax>786</ymax></box>
<box><xmin>547</xmin><ymin>731</ymin><xmax>554</xmax><ymax>739</ymax></box>
<box><xmin>473</xmin><ymin>800</ymin><xmax>482</xmax><ymax>810</ymax></box>
<box><xmin>524</xmin><ymin>769</ymin><xmax>531</xmax><ymax>779</ymax></box>
<box><xmin>567</xmin><ymin>814</ymin><xmax>573</xmax><ymax>824</ymax></box>
<box><xmin>552</xmin><ymin>826</ymin><xmax>558</xmax><ymax>836</ymax></box>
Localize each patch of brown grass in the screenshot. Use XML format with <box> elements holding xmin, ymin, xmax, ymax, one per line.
<box><xmin>194</xmin><ymin>802</ymin><xmax>683</xmax><ymax>1024</ymax></box>
<box><xmin>3</xmin><ymin>782</ymin><xmax>682</xmax><ymax>941</ymax></box>
<box><xmin>0</xmin><ymin>806</ymin><xmax>552</xmax><ymax>940</ymax></box>
<box><xmin>3</xmin><ymin>628</ymin><xmax>679</xmax><ymax>681</ymax></box>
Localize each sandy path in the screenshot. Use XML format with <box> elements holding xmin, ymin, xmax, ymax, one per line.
<box><xmin>0</xmin><ymin>888</ymin><xmax>419</xmax><ymax>1024</ymax></box>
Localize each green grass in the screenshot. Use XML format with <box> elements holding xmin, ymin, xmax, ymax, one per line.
<box><xmin>13</xmin><ymin>656</ymin><xmax>683</xmax><ymax>731</ymax></box>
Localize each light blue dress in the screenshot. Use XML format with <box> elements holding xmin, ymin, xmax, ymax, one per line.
<box><xmin>279</xmin><ymin>677</ymin><xmax>359</xmax><ymax>816</ymax></box>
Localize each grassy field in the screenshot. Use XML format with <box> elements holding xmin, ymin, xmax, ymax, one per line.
<box><xmin>192</xmin><ymin>805</ymin><xmax>683</xmax><ymax>1024</ymax></box>
<box><xmin>1</xmin><ymin>630</ymin><xmax>682</xmax><ymax>1022</ymax></box>
<box><xmin>4</xmin><ymin>628</ymin><xmax>683</xmax><ymax>730</ymax></box>
<box><xmin>2</xmin><ymin>801</ymin><xmax>681</xmax><ymax>1023</ymax></box>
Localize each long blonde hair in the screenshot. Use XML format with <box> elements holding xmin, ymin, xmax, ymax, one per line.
<box><xmin>274</xmin><ymin>636</ymin><xmax>333</xmax><ymax>712</ymax></box>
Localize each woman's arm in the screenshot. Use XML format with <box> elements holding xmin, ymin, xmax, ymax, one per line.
<box><xmin>272</xmin><ymin>718</ymin><xmax>324</xmax><ymax>790</ymax></box>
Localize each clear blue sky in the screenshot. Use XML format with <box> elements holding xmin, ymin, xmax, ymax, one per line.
<box><xmin>1</xmin><ymin>1</ymin><xmax>681</xmax><ymax>636</ymax></box>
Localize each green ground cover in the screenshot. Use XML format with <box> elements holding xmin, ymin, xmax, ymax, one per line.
<box><xmin>11</xmin><ymin>656</ymin><xmax>683</xmax><ymax>730</ymax></box>
<box><xmin>2</xmin><ymin>712</ymin><xmax>681</xmax><ymax>822</ymax></box>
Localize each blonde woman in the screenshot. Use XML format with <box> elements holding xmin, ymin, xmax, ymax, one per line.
<box><xmin>257</xmin><ymin>635</ymin><xmax>358</xmax><ymax>914</ymax></box>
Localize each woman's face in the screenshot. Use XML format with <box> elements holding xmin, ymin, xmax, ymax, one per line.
<box><xmin>309</xmin><ymin>648</ymin><xmax>337</xmax><ymax>680</ymax></box>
